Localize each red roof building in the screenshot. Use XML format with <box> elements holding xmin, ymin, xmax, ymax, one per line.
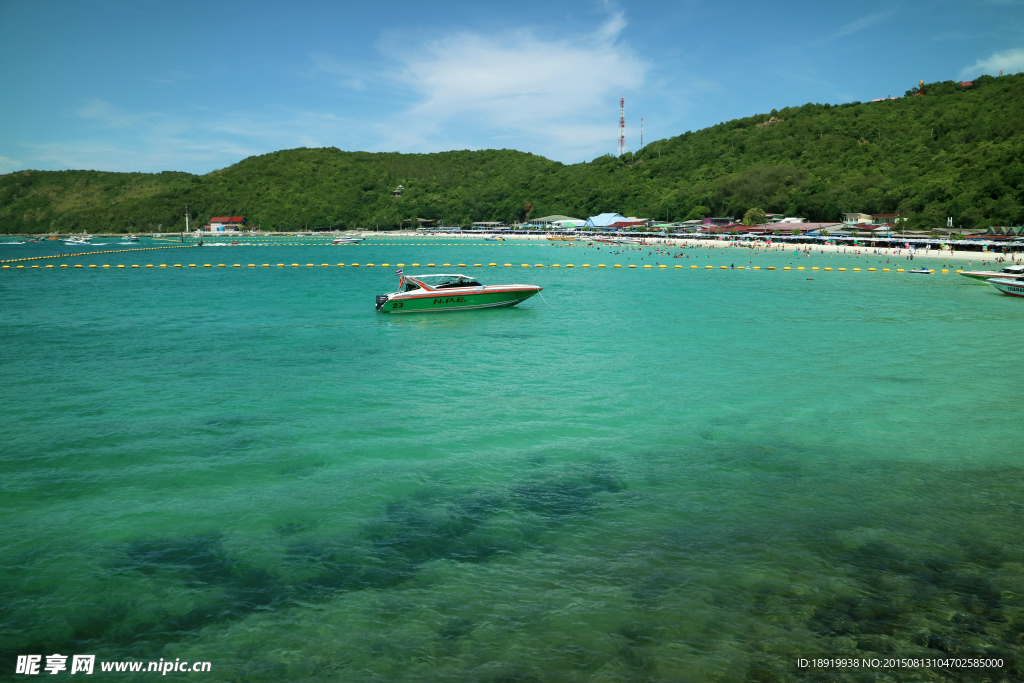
<box><xmin>207</xmin><ymin>216</ymin><xmax>246</xmax><ymax>232</ymax></box>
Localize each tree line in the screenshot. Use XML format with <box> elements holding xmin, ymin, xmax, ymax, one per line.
<box><xmin>1</xmin><ymin>74</ymin><xmax>1021</xmax><ymax>234</ymax></box>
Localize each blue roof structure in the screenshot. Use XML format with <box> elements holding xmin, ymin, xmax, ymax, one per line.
<box><xmin>583</xmin><ymin>213</ymin><xmax>627</xmax><ymax>228</ymax></box>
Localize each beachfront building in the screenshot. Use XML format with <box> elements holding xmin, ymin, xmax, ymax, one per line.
<box><xmin>524</xmin><ymin>215</ymin><xmax>586</xmax><ymax>229</ymax></box>
<box><xmin>843</xmin><ymin>212</ymin><xmax>906</xmax><ymax>226</ymax></box>
<box><xmin>701</xmin><ymin>217</ymin><xmax>735</xmax><ymax>227</ymax></box>
<box><xmin>205</xmin><ymin>216</ymin><xmax>246</xmax><ymax>232</ymax></box>
<box><xmin>871</xmin><ymin>214</ymin><xmax>905</xmax><ymax>226</ymax></box>
<box><xmin>842</xmin><ymin>212</ymin><xmax>874</xmax><ymax>225</ymax></box>
<box><xmin>583</xmin><ymin>213</ymin><xmax>647</xmax><ymax>229</ymax></box>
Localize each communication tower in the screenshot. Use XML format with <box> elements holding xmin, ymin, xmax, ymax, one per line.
<box><xmin>617</xmin><ymin>98</ymin><xmax>626</xmax><ymax>157</ymax></box>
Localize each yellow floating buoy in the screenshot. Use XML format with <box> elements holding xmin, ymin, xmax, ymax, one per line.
<box><xmin>351</xmin><ymin>263</ymin><xmax>360</xmax><ymax>267</ymax></box>
<box><xmin>614</xmin><ymin>264</ymin><xmax>622</xmax><ymax>268</ymax></box>
<box><xmin>753</xmin><ymin>266</ymin><xmax>760</xmax><ymax>270</ymax></box>
<box><xmin>941</xmin><ymin>269</ymin><xmax>949</xmax><ymax>273</ymax></box>
<box><xmin>797</xmin><ymin>266</ymin><xmax>805</xmax><ymax>270</ymax></box>
<box><xmin>382</xmin><ymin>263</ymin><xmax>390</xmax><ymax>267</ymax></box>
<box><xmin>522</xmin><ymin>264</ymin><xmax>529</xmax><ymax>267</ymax></box>
<box><xmin>146</xmin><ymin>264</ymin><xmax>154</xmax><ymax>268</ymax></box>
<box><xmin>674</xmin><ymin>265</ymin><xmax>682</xmax><ymax>268</ymax></box>
<box><xmin>868</xmin><ymin>267</ymin><xmax>876</xmax><ymax>271</ymax></box>
<box><xmin>599</xmin><ymin>264</ymin><xmax>606</xmax><ymax>268</ymax></box>
<box><xmin>767</xmin><ymin>266</ymin><xmax>776</xmax><ymax>270</ymax></box>
<box><xmin>535</xmin><ymin>264</ymin><xmax>544</xmax><ymax>267</ymax></box>
<box><xmin>489</xmin><ymin>263</ymin><xmax>496</xmax><ymax>266</ymax></box>
<box><xmin>824</xmin><ymin>267</ymin><xmax>832</xmax><ymax>271</ymax></box>
<box><xmin>721</xmin><ymin>266</ymin><xmax>729</xmax><ymax>269</ymax></box>
<box><xmin>838</xmin><ymin>268</ymin><xmax>846</xmax><ymax>271</ymax></box>
<box><xmin>812</xmin><ymin>267</ymin><xmax>819</xmax><ymax>270</ymax></box>
<box><xmin>853</xmin><ymin>268</ymin><xmax>860</xmax><ymax>271</ymax></box>
<box><xmin>103</xmin><ymin>265</ymin><xmax>110</xmax><ymax>268</ymax></box>
<box><xmin>628</xmin><ymin>265</ymin><xmax>636</xmax><ymax>268</ymax></box>
<box><xmin>897</xmin><ymin>268</ymin><xmax>904</xmax><ymax>272</ymax></box>
<box><xmin>783</xmin><ymin>267</ymin><xmax>791</xmax><ymax>270</ymax></box>
<box><xmin>567</xmin><ymin>264</ymin><xmax>575</xmax><ymax>268</ymax></box>
<box><xmin>583</xmin><ymin>264</ymin><xmax>591</xmax><ymax>268</ymax></box>
<box><xmin>174</xmin><ymin>264</ymin><xmax>181</xmax><ymax>268</ymax></box>
<box><xmin>366</xmin><ymin>263</ymin><xmax>374</xmax><ymax>267</ymax></box>
<box><xmin>691</xmin><ymin>265</ymin><xmax>698</xmax><ymax>269</ymax></box>
<box><xmin>705</xmin><ymin>265</ymin><xmax>712</xmax><ymax>269</ymax></box>
<box><xmin>45</xmin><ymin>264</ymin><xmax>54</xmax><ymax>268</ymax></box>
<box><xmin>131</xmin><ymin>265</ymin><xmax>139</xmax><ymax>268</ymax></box>
<box><xmin>644</xmin><ymin>265</ymin><xmax>652</xmax><ymax>269</ymax></box>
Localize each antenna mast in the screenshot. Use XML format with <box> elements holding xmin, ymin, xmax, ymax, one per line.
<box><xmin>617</xmin><ymin>98</ymin><xmax>626</xmax><ymax>157</ymax></box>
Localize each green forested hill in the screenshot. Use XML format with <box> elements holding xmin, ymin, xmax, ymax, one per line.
<box><xmin>2</xmin><ymin>74</ymin><xmax>1022</xmax><ymax>233</ymax></box>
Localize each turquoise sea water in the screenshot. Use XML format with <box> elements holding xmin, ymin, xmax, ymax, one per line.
<box><xmin>2</xmin><ymin>237</ymin><xmax>1023</xmax><ymax>682</ymax></box>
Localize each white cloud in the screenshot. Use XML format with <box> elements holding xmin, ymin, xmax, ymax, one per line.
<box><xmin>833</xmin><ymin>10</ymin><xmax>896</xmax><ymax>38</ymax></box>
<box><xmin>0</xmin><ymin>155</ymin><xmax>24</xmax><ymax>174</ymax></box>
<box><xmin>379</xmin><ymin>12</ymin><xmax>648</xmax><ymax>160</ymax></box>
<box><xmin>962</xmin><ymin>46</ymin><xmax>1024</xmax><ymax>77</ymax></box>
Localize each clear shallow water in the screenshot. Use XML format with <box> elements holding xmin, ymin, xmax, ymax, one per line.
<box><xmin>2</xmin><ymin>238</ymin><xmax>1023</xmax><ymax>682</ymax></box>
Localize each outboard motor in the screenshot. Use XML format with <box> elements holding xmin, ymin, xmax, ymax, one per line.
<box><xmin>375</xmin><ymin>294</ymin><xmax>389</xmax><ymax>311</ymax></box>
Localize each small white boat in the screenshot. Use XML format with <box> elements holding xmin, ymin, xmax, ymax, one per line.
<box><xmin>63</xmin><ymin>236</ymin><xmax>93</xmax><ymax>245</ymax></box>
<box><xmin>332</xmin><ymin>236</ymin><xmax>364</xmax><ymax>244</ymax></box>
<box><xmin>483</xmin><ymin>236</ymin><xmax>505</xmax><ymax>241</ymax></box>
<box><xmin>909</xmin><ymin>267</ymin><xmax>932</xmax><ymax>274</ymax></box>
<box><xmin>988</xmin><ymin>277</ymin><xmax>1024</xmax><ymax>298</ymax></box>
<box><xmin>127</xmin><ymin>235</ymin><xmax>139</xmax><ymax>242</ymax></box>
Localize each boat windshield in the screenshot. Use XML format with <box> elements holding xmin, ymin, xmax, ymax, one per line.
<box><xmin>409</xmin><ymin>274</ymin><xmax>483</xmax><ymax>289</ymax></box>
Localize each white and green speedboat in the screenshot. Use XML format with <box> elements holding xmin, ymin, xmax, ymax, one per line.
<box><xmin>375</xmin><ymin>273</ymin><xmax>542</xmax><ymax>313</ymax></box>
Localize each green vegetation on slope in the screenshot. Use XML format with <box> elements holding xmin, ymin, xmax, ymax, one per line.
<box><xmin>2</xmin><ymin>74</ymin><xmax>1022</xmax><ymax>233</ymax></box>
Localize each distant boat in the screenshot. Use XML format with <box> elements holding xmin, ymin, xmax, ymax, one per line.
<box><xmin>63</xmin><ymin>236</ymin><xmax>93</xmax><ymax>245</ymax></box>
<box><xmin>546</xmin><ymin>235</ymin><xmax>578</xmax><ymax>241</ymax></box>
<box><xmin>483</xmin><ymin>236</ymin><xmax>505</xmax><ymax>241</ymax></box>
<box><xmin>127</xmin><ymin>235</ymin><xmax>139</xmax><ymax>242</ymax></box>
<box><xmin>909</xmin><ymin>267</ymin><xmax>932</xmax><ymax>274</ymax></box>
<box><xmin>332</xmin><ymin>236</ymin><xmax>364</xmax><ymax>244</ymax></box>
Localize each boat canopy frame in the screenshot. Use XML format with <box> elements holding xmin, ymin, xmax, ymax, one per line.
<box><xmin>400</xmin><ymin>274</ymin><xmax>483</xmax><ymax>292</ymax></box>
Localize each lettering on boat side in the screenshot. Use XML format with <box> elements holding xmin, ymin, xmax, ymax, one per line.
<box><xmin>433</xmin><ymin>297</ymin><xmax>466</xmax><ymax>304</ymax></box>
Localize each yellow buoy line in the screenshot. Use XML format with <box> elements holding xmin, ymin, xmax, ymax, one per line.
<box><xmin>0</xmin><ymin>244</ymin><xmax>197</xmax><ymax>264</ymax></box>
<box><xmin>1</xmin><ymin>262</ymin><xmax>959</xmax><ymax>273</ymax></box>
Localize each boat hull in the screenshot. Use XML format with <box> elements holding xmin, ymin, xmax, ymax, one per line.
<box><xmin>959</xmin><ymin>269</ymin><xmax>1023</xmax><ymax>281</ymax></box>
<box><xmin>989</xmin><ymin>278</ymin><xmax>1024</xmax><ymax>298</ymax></box>
<box><xmin>380</xmin><ymin>287</ymin><xmax>541</xmax><ymax>313</ymax></box>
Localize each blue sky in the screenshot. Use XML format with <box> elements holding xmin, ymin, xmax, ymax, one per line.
<box><xmin>1</xmin><ymin>0</ymin><xmax>1022</xmax><ymax>175</ymax></box>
